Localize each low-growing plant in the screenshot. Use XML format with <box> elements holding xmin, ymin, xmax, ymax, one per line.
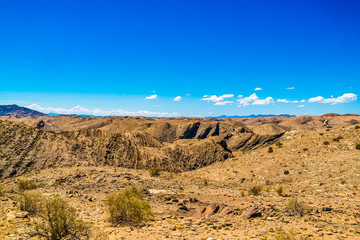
<box><xmin>18</xmin><ymin>179</ymin><xmax>38</xmax><ymax>191</ymax></box>
<box><xmin>275</xmin><ymin>142</ymin><xmax>283</xmax><ymax>148</ymax></box>
<box><xmin>105</xmin><ymin>186</ymin><xmax>153</xmax><ymax>225</ymax></box>
<box><xmin>340</xmin><ymin>179</ymin><xmax>346</xmax><ymax>184</ymax></box>
<box><xmin>0</xmin><ymin>184</ymin><xmax>6</xmax><ymax>197</ymax></box>
<box><xmin>332</xmin><ymin>136</ymin><xmax>343</xmax><ymax>142</ymax></box>
<box><xmin>356</xmin><ymin>144</ymin><xmax>360</xmax><ymax>150</ymax></box>
<box><xmin>34</xmin><ymin>195</ymin><xmax>91</xmax><ymax>239</ymax></box>
<box><xmin>355</xmin><ymin>125</ymin><xmax>360</xmax><ymax>129</ymax></box>
<box><xmin>203</xmin><ymin>178</ymin><xmax>208</xmax><ymax>186</ymax></box>
<box><xmin>303</xmin><ymin>148</ymin><xmax>308</xmax><ymax>152</ymax></box>
<box><xmin>323</xmin><ymin>141</ymin><xmax>330</xmax><ymax>145</ymax></box>
<box><xmin>268</xmin><ymin>147</ymin><xmax>273</xmax><ymax>153</ymax></box>
<box><xmin>240</xmin><ymin>190</ymin><xmax>245</xmax><ymax>197</ymax></box>
<box><xmin>275</xmin><ymin>186</ymin><xmax>284</xmax><ymax>196</ymax></box>
<box><xmin>319</xmin><ymin>133</ymin><xmax>324</xmax><ymax>136</ymax></box>
<box><xmin>148</xmin><ymin>167</ymin><xmax>163</xmax><ymax>177</ymax></box>
<box><xmin>18</xmin><ymin>192</ymin><xmax>43</xmax><ymax>215</ymax></box>
<box><xmin>283</xmin><ymin>170</ymin><xmax>290</xmax><ymax>175</ymax></box>
<box><xmin>326</xmin><ymin>129</ymin><xmax>330</xmax><ymax>131</ymax></box>
<box><xmin>249</xmin><ymin>185</ymin><xmax>262</xmax><ymax>196</ymax></box>
<box><xmin>287</xmin><ymin>198</ymin><xmax>307</xmax><ymax>216</ymax></box>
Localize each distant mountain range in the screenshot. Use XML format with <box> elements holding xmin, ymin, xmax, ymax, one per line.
<box><xmin>0</xmin><ymin>104</ymin><xmax>296</xmax><ymax>119</ymax></box>
<box><xmin>0</xmin><ymin>104</ymin><xmax>47</xmax><ymax>118</ymax></box>
<box><xmin>210</xmin><ymin>114</ymin><xmax>296</xmax><ymax>119</ymax></box>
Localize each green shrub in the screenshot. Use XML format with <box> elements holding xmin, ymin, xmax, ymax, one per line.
<box><xmin>148</xmin><ymin>167</ymin><xmax>163</xmax><ymax>177</ymax></box>
<box><xmin>287</xmin><ymin>198</ymin><xmax>307</xmax><ymax>216</ymax></box>
<box><xmin>333</xmin><ymin>136</ymin><xmax>343</xmax><ymax>142</ymax></box>
<box><xmin>303</xmin><ymin>148</ymin><xmax>308</xmax><ymax>152</ymax></box>
<box><xmin>326</xmin><ymin>129</ymin><xmax>330</xmax><ymax>131</ymax></box>
<box><xmin>275</xmin><ymin>186</ymin><xmax>284</xmax><ymax>196</ymax></box>
<box><xmin>249</xmin><ymin>186</ymin><xmax>262</xmax><ymax>196</ymax></box>
<box><xmin>18</xmin><ymin>179</ymin><xmax>37</xmax><ymax>191</ymax></box>
<box><xmin>271</xmin><ymin>230</ymin><xmax>297</xmax><ymax>240</ymax></box>
<box><xmin>319</xmin><ymin>133</ymin><xmax>324</xmax><ymax>136</ymax></box>
<box><xmin>355</xmin><ymin>125</ymin><xmax>360</xmax><ymax>129</ymax></box>
<box><xmin>283</xmin><ymin>170</ymin><xmax>290</xmax><ymax>175</ymax></box>
<box><xmin>0</xmin><ymin>184</ymin><xmax>6</xmax><ymax>197</ymax></box>
<box><xmin>275</xmin><ymin>142</ymin><xmax>283</xmax><ymax>148</ymax></box>
<box><xmin>105</xmin><ymin>186</ymin><xmax>153</xmax><ymax>225</ymax></box>
<box><xmin>268</xmin><ymin>147</ymin><xmax>273</xmax><ymax>153</ymax></box>
<box><xmin>18</xmin><ymin>192</ymin><xmax>43</xmax><ymax>215</ymax></box>
<box><xmin>356</xmin><ymin>144</ymin><xmax>360</xmax><ymax>150</ymax></box>
<box><xmin>323</xmin><ymin>141</ymin><xmax>330</xmax><ymax>145</ymax></box>
<box><xmin>34</xmin><ymin>195</ymin><xmax>91</xmax><ymax>239</ymax></box>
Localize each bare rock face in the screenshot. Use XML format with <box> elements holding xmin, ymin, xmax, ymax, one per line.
<box><xmin>241</xmin><ymin>205</ymin><xmax>261</xmax><ymax>219</ymax></box>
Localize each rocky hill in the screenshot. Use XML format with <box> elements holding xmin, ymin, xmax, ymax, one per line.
<box><xmin>0</xmin><ymin>104</ymin><xmax>47</xmax><ymax>118</ymax></box>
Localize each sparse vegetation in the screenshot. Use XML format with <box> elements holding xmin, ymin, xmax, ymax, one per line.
<box><xmin>17</xmin><ymin>179</ymin><xmax>38</xmax><ymax>191</ymax></box>
<box><xmin>18</xmin><ymin>192</ymin><xmax>43</xmax><ymax>215</ymax></box>
<box><xmin>356</xmin><ymin>144</ymin><xmax>360</xmax><ymax>150</ymax></box>
<box><xmin>303</xmin><ymin>148</ymin><xmax>308</xmax><ymax>151</ymax></box>
<box><xmin>275</xmin><ymin>142</ymin><xmax>283</xmax><ymax>148</ymax></box>
<box><xmin>332</xmin><ymin>136</ymin><xmax>343</xmax><ymax>142</ymax></box>
<box><xmin>319</xmin><ymin>133</ymin><xmax>324</xmax><ymax>136</ymax></box>
<box><xmin>105</xmin><ymin>186</ymin><xmax>153</xmax><ymax>225</ymax></box>
<box><xmin>148</xmin><ymin>167</ymin><xmax>163</xmax><ymax>177</ymax></box>
<box><xmin>249</xmin><ymin>186</ymin><xmax>262</xmax><ymax>196</ymax></box>
<box><xmin>203</xmin><ymin>178</ymin><xmax>208</xmax><ymax>186</ymax></box>
<box><xmin>34</xmin><ymin>195</ymin><xmax>91</xmax><ymax>240</ymax></box>
<box><xmin>276</xmin><ymin>186</ymin><xmax>284</xmax><ymax>196</ymax></box>
<box><xmin>323</xmin><ymin>141</ymin><xmax>330</xmax><ymax>145</ymax></box>
<box><xmin>287</xmin><ymin>198</ymin><xmax>307</xmax><ymax>216</ymax></box>
<box><xmin>340</xmin><ymin>179</ymin><xmax>346</xmax><ymax>184</ymax></box>
<box><xmin>0</xmin><ymin>184</ymin><xmax>6</xmax><ymax>197</ymax></box>
<box><xmin>283</xmin><ymin>170</ymin><xmax>289</xmax><ymax>175</ymax></box>
<box><xmin>268</xmin><ymin>147</ymin><xmax>273</xmax><ymax>153</ymax></box>
<box><xmin>355</xmin><ymin>125</ymin><xmax>360</xmax><ymax>129</ymax></box>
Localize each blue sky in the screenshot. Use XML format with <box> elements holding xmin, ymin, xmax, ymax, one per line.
<box><xmin>0</xmin><ymin>0</ymin><xmax>359</xmax><ymax>117</ymax></box>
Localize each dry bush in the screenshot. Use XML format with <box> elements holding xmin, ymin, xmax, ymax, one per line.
<box><xmin>17</xmin><ymin>179</ymin><xmax>37</xmax><ymax>191</ymax></box>
<box><xmin>323</xmin><ymin>141</ymin><xmax>330</xmax><ymax>145</ymax></box>
<box><xmin>34</xmin><ymin>195</ymin><xmax>91</xmax><ymax>240</ymax></box>
<box><xmin>148</xmin><ymin>167</ymin><xmax>163</xmax><ymax>177</ymax></box>
<box><xmin>275</xmin><ymin>142</ymin><xmax>283</xmax><ymax>148</ymax></box>
<box><xmin>249</xmin><ymin>186</ymin><xmax>262</xmax><ymax>196</ymax></box>
<box><xmin>18</xmin><ymin>192</ymin><xmax>43</xmax><ymax>215</ymax></box>
<box><xmin>105</xmin><ymin>186</ymin><xmax>153</xmax><ymax>225</ymax></box>
<box><xmin>275</xmin><ymin>186</ymin><xmax>284</xmax><ymax>196</ymax></box>
<box><xmin>0</xmin><ymin>184</ymin><xmax>6</xmax><ymax>197</ymax></box>
<box><xmin>355</xmin><ymin>125</ymin><xmax>360</xmax><ymax>129</ymax></box>
<box><xmin>287</xmin><ymin>198</ymin><xmax>307</xmax><ymax>216</ymax></box>
<box><xmin>268</xmin><ymin>147</ymin><xmax>273</xmax><ymax>153</ymax></box>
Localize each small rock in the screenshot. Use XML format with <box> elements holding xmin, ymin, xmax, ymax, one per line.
<box><xmin>15</xmin><ymin>212</ymin><xmax>28</xmax><ymax>218</ymax></box>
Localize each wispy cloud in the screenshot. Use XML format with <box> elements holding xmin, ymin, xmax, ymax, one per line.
<box><xmin>173</xmin><ymin>96</ymin><xmax>182</xmax><ymax>101</ymax></box>
<box><xmin>277</xmin><ymin>99</ymin><xmax>289</xmax><ymax>103</ymax></box>
<box><xmin>145</xmin><ymin>94</ymin><xmax>158</xmax><ymax>100</ymax></box>
<box><xmin>254</xmin><ymin>87</ymin><xmax>262</xmax><ymax>91</ymax></box>
<box><xmin>237</xmin><ymin>93</ymin><xmax>274</xmax><ymax>107</ymax></box>
<box><xmin>27</xmin><ymin>104</ymin><xmax>179</xmax><ymax>117</ymax></box>
<box><xmin>214</xmin><ymin>101</ymin><xmax>233</xmax><ymax>106</ymax></box>
<box><xmin>297</xmin><ymin>105</ymin><xmax>305</xmax><ymax>107</ymax></box>
<box><xmin>287</xmin><ymin>87</ymin><xmax>295</xmax><ymax>90</ymax></box>
<box><xmin>308</xmin><ymin>93</ymin><xmax>357</xmax><ymax>105</ymax></box>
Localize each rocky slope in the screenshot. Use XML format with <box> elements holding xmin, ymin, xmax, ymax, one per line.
<box><xmin>0</xmin><ymin>105</ymin><xmax>47</xmax><ymax>118</ymax></box>
<box><xmin>0</xmin><ymin>118</ymin><xmax>284</xmax><ymax>179</ymax></box>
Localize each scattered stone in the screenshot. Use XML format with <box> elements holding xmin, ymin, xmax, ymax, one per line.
<box><xmin>241</xmin><ymin>205</ymin><xmax>261</xmax><ymax>219</ymax></box>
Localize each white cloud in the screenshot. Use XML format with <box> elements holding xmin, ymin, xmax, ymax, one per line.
<box><xmin>308</xmin><ymin>93</ymin><xmax>357</xmax><ymax>105</ymax></box>
<box><xmin>27</xmin><ymin>104</ymin><xmax>178</xmax><ymax>117</ymax></box>
<box><xmin>173</xmin><ymin>96</ymin><xmax>182</xmax><ymax>101</ymax></box>
<box><xmin>237</xmin><ymin>93</ymin><xmax>274</xmax><ymax>106</ymax></box>
<box><xmin>277</xmin><ymin>99</ymin><xmax>289</xmax><ymax>103</ymax></box>
<box><xmin>292</xmin><ymin>100</ymin><xmax>299</xmax><ymax>103</ymax></box>
<box><xmin>145</xmin><ymin>94</ymin><xmax>158</xmax><ymax>100</ymax></box>
<box><xmin>298</xmin><ymin>105</ymin><xmax>305</xmax><ymax>108</ymax></box>
<box><xmin>287</xmin><ymin>87</ymin><xmax>295</xmax><ymax>90</ymax></box>
<box><xmin>301</xmin><ymin>100</ymin><xmax>306</xmax><ymax>103</ymax></box>
<box><xmin>201</xmin><ymin>94</ymin><xmax>234</xmax><ymax>102</ymax></box>
<box><xmin>252</xmin><ymin>97</ymin><xmax>275</xmax><ymax>105</ymax></box>
<box><xmin>186</xmin><ymin>94</ymin><xmax>191</xmax><ymax>96</ymax></box>
<box><xmin>214</xmin><ymin>101</ymin><xmax>233</xmax><ymax>106</ymax></box>
<box><xmin>254</xmin><ymin>88</ymin><xmax>262</xmax><ymax>91</ymax></box>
